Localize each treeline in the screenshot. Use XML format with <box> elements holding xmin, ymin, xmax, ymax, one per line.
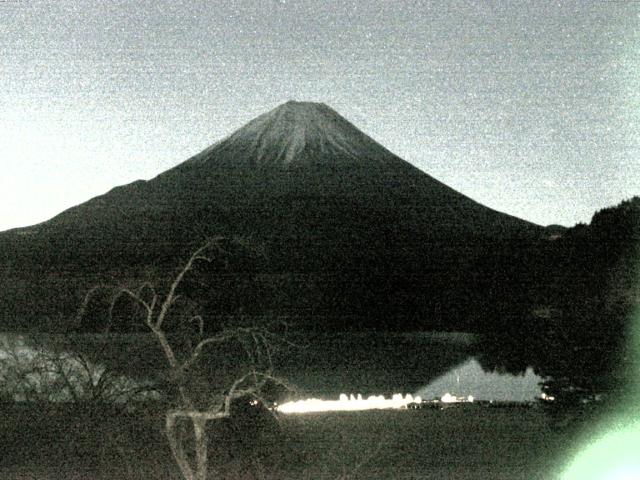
<box><xmin>479</xmin><ymin>197</ymin><xmax>640</xmax><ymax>401</ymax></box>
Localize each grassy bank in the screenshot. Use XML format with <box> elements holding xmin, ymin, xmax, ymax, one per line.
<box><xmin>0</xmin><ymin>402</ymin><xmax>580</xmax><ymax>479</ymax></box>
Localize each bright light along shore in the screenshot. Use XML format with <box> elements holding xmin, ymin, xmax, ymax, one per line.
<box><xmin>276</xmin><ymin>393</ymin><xmax>422</xmax><ymax>414</ymax></box>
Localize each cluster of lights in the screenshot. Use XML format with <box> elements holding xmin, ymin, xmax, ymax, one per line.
<box><xmin>276</xmin><ymin>393</ymin><xmax>422</xmax><ymax>414</ymax></box>
<box><xmin>540</xmin><ymin>392</ymin><xmax>555</xmax><ymax>402</ymax></box>
<box><xmin>275</xmin><ymin>392</ymin><xmax>473</xmax><ymax>414</ymax></box>
<box><xmin>441</xmin><ymin>393</ymin><xmax>474</xmax><ymax>403</ymax></box>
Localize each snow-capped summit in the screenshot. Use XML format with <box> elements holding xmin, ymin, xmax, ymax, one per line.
<box><xmin>184</xmin><ymin>100</ymin><xmax>401</xmax><ymax>169</ymax></box>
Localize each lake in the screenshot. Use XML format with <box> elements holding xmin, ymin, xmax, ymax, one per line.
<box><xmin>0</xmin><ymin>331</ymin><xmax>543</xmax><ymax>402</ymax></box>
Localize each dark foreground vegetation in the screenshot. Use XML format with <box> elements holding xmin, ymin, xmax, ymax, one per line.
<box><xmin>0</xmin><ymin>402</ymin><xmax>583</xmax><ymax>479</ymax></box>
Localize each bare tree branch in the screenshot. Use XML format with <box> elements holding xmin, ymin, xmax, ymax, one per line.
<box><xmin>75</xmin><ymin>284</ymin><xmax>114</xmax><ymax>329</ymax></box>
<box><xmin>71</xmin><ymin>238</ymin><xmax>294</xmax><ymax>480</ymax></box>
<box><xmin>155</xmin><ymin>240</ymin><xmax>219</xmax><ymax>330</ymax></box>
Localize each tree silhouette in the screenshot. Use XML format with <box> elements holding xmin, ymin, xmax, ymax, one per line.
<box><xmin>78</xmin><ymin>238</ymin><xmax>290</xmax><ymax>480</ymax></box>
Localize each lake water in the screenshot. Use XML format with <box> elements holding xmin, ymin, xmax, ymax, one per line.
<box><xmin>0</xmin><ymin>331</ymin><xmax>543</xmax><ymax>402</ymax></box>
<box><xmin>273</xmin><ymin>332</ymin><xmax>543</xmax><ymax>401</ymax></box>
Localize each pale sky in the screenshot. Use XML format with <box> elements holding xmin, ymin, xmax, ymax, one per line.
<box><xmin>1</xmin><ymin>0</ymin><xmax>638</xmax><ymax>231</ymax></box>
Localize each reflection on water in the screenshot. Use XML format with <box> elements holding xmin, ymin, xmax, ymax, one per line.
<box><xmin>0</xmin><ymin>331</ymin><xmax>544</xmax><ymax>403</ymax></box>
<box><xmin>415</xmin><ymin>358</ymin><xmax>542</xmax><ymax>402</ymax></box>
<box><xmin>0</xmin><ymin>334</ymin><xmax>158</xmax><ymax>402</ymax></box>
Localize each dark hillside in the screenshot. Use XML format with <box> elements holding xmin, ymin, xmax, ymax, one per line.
<box><xmin>0</xmin><ymin>101</ymin><xmax>545</xmax><ymax>331</ymax></box>
<box><xmin>478</xmin><ymin>197</ymin><xmax>640</xmax><ymax>402</ymax></box>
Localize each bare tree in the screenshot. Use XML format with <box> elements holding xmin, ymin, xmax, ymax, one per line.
<box><xmin>0</xmin><ymin>334</ymin><xmax>156</xmax><ymax>405</ymax></box>
<box><xmin>79</xmin><ymin>238</ymin><xmax>289</xmax><ymax>480</ymax></box>
<box><xmin>0</xmin><ymin>335</ymin><xmax>48</xmax><ymax>402</ymax></box>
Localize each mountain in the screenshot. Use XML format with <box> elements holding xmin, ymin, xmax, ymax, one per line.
<box><xmin>0</xmin><ymin>101</ymin><xmax>546</xmax><ymax>332</ymax></box>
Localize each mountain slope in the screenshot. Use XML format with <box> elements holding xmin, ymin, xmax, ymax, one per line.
<box><xmin>0</xmin><ymin>101</ymin><xmax>545</xmax><ymax>331</ymax></box>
